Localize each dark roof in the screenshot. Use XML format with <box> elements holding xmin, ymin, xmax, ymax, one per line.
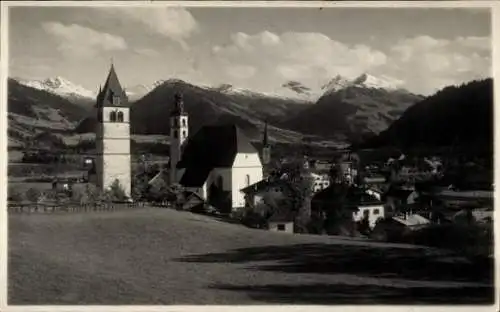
<box><xmin>179</xmin><ymin>166</ymin><xmax>213</xmax><ymax>187</ymax></box>
<box><xmin>240</xmin><ymin>178</ymin><xmax>289</xmax><ymax>194</ymax></box>
<box><xmin>96</xmin><ymin>64</ymin><xmax>129</xmax><ymax>108</ymax></box>
<box><xmin>177</xmin><ymin>124</ymin><xmax>257</xmax><ymax>169</ymax></box>
<box><xmin>383</xmin><ymin>186</ymin><xmax>414</xmax><ymax>200</ymax></box>
<box><xmin>313</xmin><ymin>184</ymin><xmax>383</xmax><ymax>208</ymax></box>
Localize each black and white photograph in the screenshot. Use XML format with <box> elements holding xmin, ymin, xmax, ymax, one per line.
<box><xmin>2</xmin><ymin>1</ymin><xmax>497</xmax><ymax>307</ymax></box>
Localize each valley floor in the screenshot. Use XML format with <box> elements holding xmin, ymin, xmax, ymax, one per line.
<box><xmin>8</xmin><ymin>207</ymin><xmax>494</xmax><ymax>305</ymax></box>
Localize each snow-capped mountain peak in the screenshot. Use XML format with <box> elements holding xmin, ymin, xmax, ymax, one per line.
<box><xmin>17</xmin><ymin>76</ymin><xmax>97</xmax><ymax>100</ymax></box>
<box><xmin>125</xmin><ymin>80</ymin><xmax>166</xmax><ymax>99</ymax></box>
<box><xmin>321</xmin><ymin>75</ymin><xmax>351</xmax><ymax>93</ymax></box>
<box><xmin>351</xmin><ymin>73</ymin><xmax>404</xmax><ymax>90</ymax></box>
<box><xmin>321</xmin><ymin>73</ymin><xmax>405</xmax><ymax>95</ymax></box>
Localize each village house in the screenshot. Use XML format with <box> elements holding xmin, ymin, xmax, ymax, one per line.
<box><xmin>312</xmin><ymin>184</ymin><xmax>385</xmax><ymax>229</ymax></box>
<box><xmin>371</xmin><ymin>213</ymin><xmax>431</xmax><ymax>241</ymax></box>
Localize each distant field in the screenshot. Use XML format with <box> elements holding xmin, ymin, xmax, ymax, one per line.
<box><xmin>9</xmin><ymin>208</ymin><xmax>494</xmax><ymax>305</ymax></box>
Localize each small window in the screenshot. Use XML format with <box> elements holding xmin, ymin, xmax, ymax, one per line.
<box><xmin>182</xmin><ymin>118</ymin><xmax>187</xmax><ymax>127</ymax></box>
<box><xmin>182</xmin><ymin>130</ymin><xmax>187</xmax><ymax>138</ymax></box>
<box><xmin>363</xmin><ymin>210</ymin><xmax>370</xmax><ymax>218</ymax></box>
<box><xmin>112</xmin><ymin>96</ymin><xmax>120</xmax><ymax>106</ymax></box>
<box><xmin>173</xmin><ymin>130</ymin><xmax>178</xmax><ymax>139</ymax></box>
<box><xmin>245</xmin><ymin>174</ymin><xmax>250</xmax><ymax>187</ymax></box>
<box><xmin>117</xmin><ymin>111</ymin><xmax>124</xmax><ymax>122</ymax></box>
<box><xmin>109</xmin><ymin>111</ymin><xmax>117</xmax><ymax>122</ymax></box>
<box><xmin>277</xmin><ymin>224</ymin><xmax>286</xmax><ymax>231</ymax></box>
<box><xmin>373</xmin><ymin>209</ymin><xmax>380</xmax><ymax>215</ymax></box>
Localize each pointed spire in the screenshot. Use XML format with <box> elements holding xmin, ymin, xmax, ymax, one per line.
<box><xmin>97</xmin><ymin>62</ymin><xmax>128</xmax><ymax>107</ymax></box>
<box><xmin>171</xmin><ymin>92</ymin><xmax>187</xmax><ymax>116</ymax></box>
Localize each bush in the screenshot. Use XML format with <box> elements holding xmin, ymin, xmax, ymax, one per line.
<box><xmin>109</xmin><ymin>179</ymin><xmax>128</xmax><ymax>202</ymax></box>
<box><xmin>25</xmin><ymin>188</ymin><xmax>41</xmax><ymax>203</ymax></box>
<box><xmin>8</xmin><ymin>186</ymin><xmax>25</xmax><ymax>202</ymax></box>
<box><xmin>406</xmin><ymin>224</ymin><xmax>493</xmax><ymax>257</ymax></box>
<box><xmin>241</xmin><ymin>211</ymin><xmax>268</xmax><ymax>229</ymax></box>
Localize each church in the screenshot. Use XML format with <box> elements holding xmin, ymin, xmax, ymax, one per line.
<box><xmin>89</xmin><ymin>64</ymin><xmax>270</xmax><ymax>212</ymax></box>
<box><xmin>88</xmin><ymin>64</ymin><xmax>132</xmax><ymax>199</ymax></box>
<box><xmin>169</xmin><ymin>93</ymin><xmax>269</xmax><ymax>214</ymax></box>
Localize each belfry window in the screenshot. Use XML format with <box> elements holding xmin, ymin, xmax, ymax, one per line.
<box><xmin>182</xmin><ymin>119</ymin><xmax>187</xmax><ymax>127</ymax></box>
<box><xmin>109</xmin><ymin>111</ymin><xmax>117</xmax><ymax>122</ymax></box>
<box><xmin>113</xmin><ymin>96</ymin><xmax>120</xmax><ymax>106</ymax></box>
<box><xmin>117</xmin><ymin>111</ymin><xmax>124</xmax><ymax>122</ymax></box>
<box><xmin>182</xmin><ymin>130</ymin><xmax>187</xmax><ymax>138</ymax></box>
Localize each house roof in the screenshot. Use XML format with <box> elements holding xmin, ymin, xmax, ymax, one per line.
<box><xmin>240</xmin><ymin>178</ymin><xmax>289</xmax><ymax>194</ymax></box>
<box><xmin>148</xmin><ymin>169</ymin><xmax>169</xmax><ymax>185</ymax></box>
<box><xmin>177</xmin><ymin>124</ymin><xmax>257</xmax><ymax>170</ymax></box>
<box><xmin>96</xmin><ymin>64</ymin><xmax>129</xmax><ymax>108</ymax></box>
<box><xmin>312</xmin><ymin>184</ymin><xmax>383</xmax><ymax>208</ymax></box>
<box><xmin>383</xmin><ymin>186</ymin><xmax>414</xmax><ymax>200</ymax></box>
<box><xmin>392</xmin><ymin>214</ymin><xmax>430</xmax><ymax>227</ymax></box>
<box><xmin>179</xmin><ymin>166</ymin><xmax>213</xmax><ymax>188</ymax></box>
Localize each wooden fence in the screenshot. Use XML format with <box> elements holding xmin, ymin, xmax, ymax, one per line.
<box><xmin>7</xmin><ymin>201</ymin><xmax>148</xmax><ymax>214</ymax></box>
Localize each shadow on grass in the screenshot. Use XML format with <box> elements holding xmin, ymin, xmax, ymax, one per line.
<box><xmin>176</xmin><ymin>243</ymin><xmax>494</xmax><ymax>304</ymax></box>
<box><xmin>209</xmin><ymin>283</ymin><xmax>494</xmax><ymax>305</ymax></box>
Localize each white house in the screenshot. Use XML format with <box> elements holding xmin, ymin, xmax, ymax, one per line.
<box><xmin>172</xmin><ymin>122</ymin><xmax>263</xmax><ymax>214</ymax></box>
<box><xmin>310</xmin><ymin>172</ymin><xmax>331</xmax><ymax>193</ymax></box>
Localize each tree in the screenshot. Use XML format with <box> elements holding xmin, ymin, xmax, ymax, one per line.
<box><xmin>25</xmin><ymin>188</ymin><xmax>41</xmax><ymax>203</ymax></box>
<box><xmin>147</xmin><ymin>177</ymin><xmax>169</xmax><ymax>203</ymax></box>
<box><xmin>8</xmin><ymin>186</ymin><xmax>25</xmax><ymax>202</ymax></box>
<box><xmin>109</xmin><ymin>179</ymin><xmax>128</xmax><ymax>202</ymax></box>
<box><xmin>279</xmin><ymin>160</ymin><xmax>315</xmax><ymax>233</ymax></box>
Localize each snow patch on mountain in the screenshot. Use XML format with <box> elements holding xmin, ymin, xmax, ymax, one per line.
<box><xmin>322</xmin><ymin>73</ymin><xmax>405</xmax><ymax>95</ymax></box>
<box><xmin>17</xmin><ymin>76</ymin><xmax>97</xmax><ymax>100</ymax></box>
<box><xmin>211</xmin><ymin>83</ymin><xmax>312</xmax><ymax>103</ymax></box>
<box><xmin>125</xmin><ymin>80</ymin><xmax>166</xmax><ymax>100</ymax></box>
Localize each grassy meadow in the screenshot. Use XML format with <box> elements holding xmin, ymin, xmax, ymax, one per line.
<box><xmin>9</xmin><ymin>208</ymin><xmax>494</xmax><ymax>305</ymax></box>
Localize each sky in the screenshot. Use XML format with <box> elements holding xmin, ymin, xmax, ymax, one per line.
<box><xmin>8</xmin><ymin>5</ymin><xmax>492</xmax><ymax>96</ymax></box>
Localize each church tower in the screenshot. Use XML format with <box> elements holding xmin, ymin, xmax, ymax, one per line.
<box><xmin>169</xmin><ymin>93</ymin><xmax>189</xmax><ymax>184</ymax></box>
<box><xmin>94</xmin><ymin>63</ymin><xmax>131</xmax><ymax>198</ymax></box>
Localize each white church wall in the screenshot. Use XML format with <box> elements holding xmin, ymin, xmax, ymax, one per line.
<box><xmin>233</xmin><ymin>153</ymin><xmax>262</xmax><ymax>168</ymax></box>
<box><xmin>100</xmin><ymin>123</ymin><xmax>130</xmax><ymax>139</ymax></box>
<box><xmin>99</xmin><ymin>139</ymin><xmax>131</xmax><ymax>155</ymax></box>
<box><xmin>231</xmin><ymin>169</ymin><xmax>263</xmax><ymax>209</ymax></box>
<box><xmin>101</xmin><ymin>154</ymin><xmax>132</xmax><ymax>198</ymax></box>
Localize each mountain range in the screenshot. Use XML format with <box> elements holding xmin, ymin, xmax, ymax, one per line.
<box><xmin>12</xmin><ymin>73</ymin><xmax>490</xmax><ymax>152</ymax></box>
<box><xmin>360</xmin><ymin>78</ymin><xmax>493</xmax><ymax>151</ymax></box>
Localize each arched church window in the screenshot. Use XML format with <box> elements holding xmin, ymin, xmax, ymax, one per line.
<box><xmin>217</xmin><ymin>176</ymin><xmax>223</xmax><ymax>189</ymax></box>
<box><xmin>117</xmin><ymin>111</ymin><xmax>124</xmax><ymax>122</ymax></box>
<box><xmin>109</xmin><ymin>111</ymin><xmax>117</xmax><ymax>122</ymax></box>
<box><xmin>245</xmin><ymin>174</ymin><xmax>251</xmax><ymax>187</ymax></box>
<box><xmin>182</xmin><ymin>130</ymin><xmax>187</xmax><ymax>138</ymax></box>
<box><xmin>182</xmin><ymin>119</ymin><xmax>187</xmax><ymax>127</ymax></box>
<box><xmin>173</xmin><ymin>130</ymin><xmax>178</xmax><ymax>139</ymax></box>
